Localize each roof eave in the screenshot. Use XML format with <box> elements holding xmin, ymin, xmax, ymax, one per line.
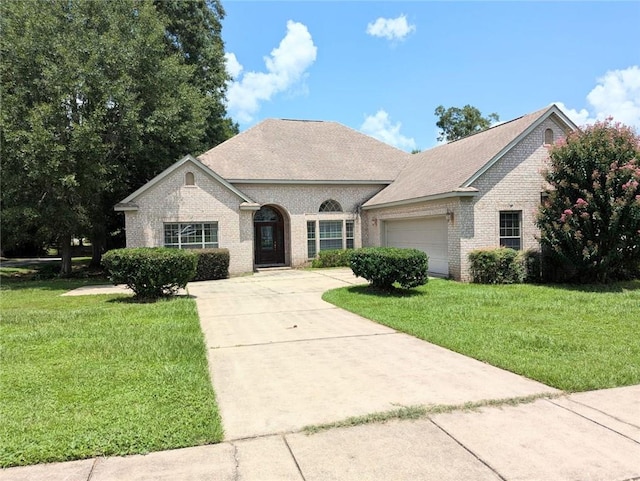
<box><xmin>362</xmin><ymin>189</ymin><xmax>479</xmax><ymax>210</ymax></box>
<box><xmin>117</xmin><ymin>154</ymin><xmax>255</xmax><ymax>205</ymax></box>
<box><xmin>114</xmin><ymin>202</ymin><xmax>138</xmax><ymax>212</ymax></box>
<box><xmin>228</xmin><ymin>179</ymin><xmax>394</xmax><ymax>185</ymax></box>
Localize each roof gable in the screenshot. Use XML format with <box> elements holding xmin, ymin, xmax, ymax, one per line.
<box><xmin>197</xmin><ymin>119</ymin><xmax>410</xmax><ymax>183</ymax></box>
<box><xmin>363</xmin><ymin>104</ymin><xmax>577</xmax><ymax>208</ymax></box>
<box><xmin>115</xmin><ymin>155</ymin><xmax>254</xmax><ymax>210</ymax></box>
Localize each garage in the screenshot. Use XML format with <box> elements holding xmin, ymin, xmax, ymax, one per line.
<box><xmin>383</xmin><ymin>217</ymin><xmax>448</xmax><ymax>276</ymax></box>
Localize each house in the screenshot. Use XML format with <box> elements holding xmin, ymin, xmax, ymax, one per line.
<box><xmin>115</xmin><ymin>104</ymin><xmax>577</xmax><ymax>280</ymax></box>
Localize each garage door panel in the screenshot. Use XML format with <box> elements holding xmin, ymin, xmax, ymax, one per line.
<box><xmin>384</xmin><ymin>217</ymin><xmax>448</xmax><ymax>275</ymax></box>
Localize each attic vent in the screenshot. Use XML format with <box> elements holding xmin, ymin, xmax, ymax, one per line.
<box><xmin>319</xmin><ymin>199</ymin><xmax>342</xmax><ymax>212</ymax></box>
<box><xmin>185</xmin><ymin>172</ymin><xmax>195</xmax><ymax>185</ymax></box>
<box><xmin>544</xmin><ymin>128</ymin><xmax>554</xmax><ymax>145</ymax></box>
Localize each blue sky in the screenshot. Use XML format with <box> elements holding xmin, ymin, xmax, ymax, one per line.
<box><xmin>221</xmin><ymin>1</ymin><xmax>640</xmax><ymax>151</ymax></box>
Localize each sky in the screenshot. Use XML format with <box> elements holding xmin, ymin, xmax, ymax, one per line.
<box><xmin>221</xmin><ymin>1</ymin><xmax>640</xmax><ymax>151</ymax></box>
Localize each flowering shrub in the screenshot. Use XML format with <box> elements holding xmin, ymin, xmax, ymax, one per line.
<box><xmin>537</xmin><ymin>119</ymin><xmax>640</xmax><ymax>282</ymax></box>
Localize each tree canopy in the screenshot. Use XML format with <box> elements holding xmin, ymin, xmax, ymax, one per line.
<box><xmin>434</xmin><ymin>104</ymin><xmax>499</xmax><ymax>142</ymax></box>
<box><xmin>0</xmin><ymin>0</ymin><xmax>237</xmax><ymax>274</ymax></box>
<box><xmin>537</xmin><ymin>120</ymin><xmax>640</xmax><ymax>282</ymax></box>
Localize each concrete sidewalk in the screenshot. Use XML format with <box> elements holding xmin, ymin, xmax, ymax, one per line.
<box><xmin>3</xmin><ymin>268</ymin><xmax>639</xmax><ymax>480</ymax></box>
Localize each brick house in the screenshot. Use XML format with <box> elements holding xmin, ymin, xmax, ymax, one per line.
<box><xmin>115</xmin><ymin>104</ymin><xmax>577</xmax><ymax>280</ymax></box>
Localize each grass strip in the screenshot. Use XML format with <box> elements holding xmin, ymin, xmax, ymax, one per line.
<box><xmin>303</xmin><ymin>393</ymin><xmax>562</xmax><ymax>435</ymax></box>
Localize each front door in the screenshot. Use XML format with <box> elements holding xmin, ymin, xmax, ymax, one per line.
<box><xmin>254</xmin><ymin>206</ymin><xmax>285</xmax><ymax>266</ymax></box>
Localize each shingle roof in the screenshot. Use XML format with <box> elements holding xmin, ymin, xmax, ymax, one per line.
<box><xmin>197</xmin><ymin>119</ymin><xmax>410</xmax><ymax>182</ymax></box>
<box><xmin>363</xmin><ymin>105</ymin><xmax>574</xmax><ymax>208</ymax></box>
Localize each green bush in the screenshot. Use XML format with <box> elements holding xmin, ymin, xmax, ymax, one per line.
<box><xmin>350</xmin><ymin>247</ymin><xmax>429</xmax><ymax>290</ymax></box>
<box><xmin>311</xmin><ymin>249</ymin><xmax>354</xmax><ymax>268</ymax></box>
<box><xmin>192</xmin><ymin>248</ymin><xmax>230</xmax><ymax>281</ymax></box>
<box><xmin>468</xmin><ymin>248</ymin><xmax>525</xmax><ymax>284</ymax></box>
<box><xmin>102</xmin><ymin>247</ymin><xmax>197</xmax><ymax>298</ymax></box>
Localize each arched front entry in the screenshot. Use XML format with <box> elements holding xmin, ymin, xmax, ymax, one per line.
<box><xmin>253</xmin><ymin>205</ymin><xmax>286</xmax><ymax>266</ymax></box>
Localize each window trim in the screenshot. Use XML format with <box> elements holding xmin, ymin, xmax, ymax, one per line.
<box><xmin>164</xmin><ymin>222</ymin><xmax>219</xmax><ymax>249</ymax></box>
<box><xmin>306</xmin><ymin>219</ymin><xmax>355</xmax><ymax>258</ymax></box>
<box><xmin>499</xmin><ymin>211</ymin><xmax>522</xmax><ymax>250</ymax></box>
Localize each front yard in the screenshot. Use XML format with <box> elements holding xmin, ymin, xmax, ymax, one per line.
<box><xmin>0</xmin><ymin>274</ymin><xmax>222</xmax><ymax>468</ymax></box>
<box><xmin>323</xmin><ymin>279</ymin><xmax>640</xmax><ymax>392</ymax></box>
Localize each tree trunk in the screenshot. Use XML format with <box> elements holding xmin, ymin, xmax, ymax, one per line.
<box><xmin>89</xmin><ymin>226</ymin><xmax>107</xmax><ymax>269</ymax></box>
<box><xmin>59</xmin><ymin>233</ymin><xmax>72</xmax><ymax>276</ymax></box>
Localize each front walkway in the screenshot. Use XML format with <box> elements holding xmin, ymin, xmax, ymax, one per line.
<box><xmin>3</xmin><ymin>268</ymin><xmax>639</xmax><ymax>480</ymax></box>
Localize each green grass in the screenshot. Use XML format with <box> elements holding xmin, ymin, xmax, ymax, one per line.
<box><xmin>0</xmin><ymin>277</ymin><xmax>222</xmax><ymax>468</ymax></box>
<box><xmin>323</xmin><ymin>279</ymin><xmax>640</xmax><ymax>392</ymax></box>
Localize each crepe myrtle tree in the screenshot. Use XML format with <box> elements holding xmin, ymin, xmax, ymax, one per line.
<box><xmin>537</xmin><ymin>119</ymin><xmax>640</xmax><ymax>282</ymax></box>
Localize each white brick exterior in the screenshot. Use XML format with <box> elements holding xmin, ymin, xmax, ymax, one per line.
<box><xmin>364</xmin><ymin>118</ymin><xmax>566</xmax><ymax>280</ymax></box>
<box><xmin>122</xmin><ymin>162</ymin><xmax>385</xmax><ymax>274</ymax></box>
<box><xmin>119</xmin><ymin>111</ymin><xmax>571</xmax><ymax>281</ymax></box>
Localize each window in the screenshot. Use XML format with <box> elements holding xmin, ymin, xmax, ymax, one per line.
<box><xmin>499</xmin><ymin>212</ymin><xmax>521</xmax><ymax>250</ymax></box>
<box><xmin>319</xmin><ymin>220</ymin><xmax>343</xmax><ymax>250</ymax></box>
<box><xmin>307</xmin><ymin>221</ymin><xmax>316</xmax><ymax>259</ymax></box>
<box><xmin>185</xmin><ymin>172</ymin><xmax>195</xmax><ymax>185</ymax></box>
<box><xmin>164</xmin><ymin>222</ymin><xmax>218</xmax><ymax>249</ymax></box>
<box><xmin>346</xmin><ymin>220</ymin><xmax>354</xmax><ymax>249</ymax></box>
<box><xmin>319</xmin><ymin>199</ymin><xmax>342</xmax><ymax>212</ymax></box>
<box><xmin>544</xmin><ymin>128</ymin><xmax>554</xmax><ymax>145</ymax></box>
<box><xmin>307</xmin><ymin>219</ymin><xmax>355</xmax><ymax>258</ymax></box>
<box><xmin>254</xmin><ymin>206</ymin><xmax>280</xmax><ymax>222</ymax></box>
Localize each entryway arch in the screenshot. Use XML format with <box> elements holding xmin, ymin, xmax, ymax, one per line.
<box><xmin>253</xmin><ymin>205</ymin><xmax>287</xmax><ymax>267</ymax></box>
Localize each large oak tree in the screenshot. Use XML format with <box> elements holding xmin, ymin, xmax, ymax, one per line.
<box><xmin>1</xmin><ymin>0</ymin><xmax>237</xmax><ymax>274</ymax></box>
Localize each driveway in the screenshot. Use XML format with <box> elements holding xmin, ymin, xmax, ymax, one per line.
<box><xmin>189</xmin><ymin>268</ymin><xmax>558</xmax><ymax>440</ymax></box>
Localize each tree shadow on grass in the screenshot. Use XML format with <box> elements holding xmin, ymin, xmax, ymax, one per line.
<box><xmin>107</xmin><ymin>294</ymin><xmax>194</xmax><ymax>304</ymax></box>
<box><xmin>541</xmin><ymin>279</ymin><xmax>640</xmax><ymax>294</ymax></box>
<box><xmin>343</xmin><ymin>284</ymin><xmax>424</xmax><ymax>298</ymax></box>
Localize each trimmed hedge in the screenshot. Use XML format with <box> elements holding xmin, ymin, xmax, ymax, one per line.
<box><xmin>468</xmin><ymin>248</ymin><xmax>525</xmax><ymax>284</ymax></box>
<box><xmin>102</xmin><ymin>247</ymin><xmax>197</xmax><ymax>298</ymax></box>
<box><xmin>193</xmin><ymin>248</ymin><xmax>230</xmax><ymax>281</ymax></box>
<box><xmin>311</xmin><ymin>249</ymin><xmax>354</xmax><ymax>268</ymax></box>
<box><xmin>350</xmin><ymin>247</ymin><xmax>429</xmax><ymax>290</ymax></box>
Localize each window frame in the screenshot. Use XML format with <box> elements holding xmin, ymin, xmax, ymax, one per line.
<box><xmin>499</xmin><ymin>211</ymin><xmax>522</xmax><ymax>250</ymax></box>
<box><xmin>164</xmin><ymin>222</ymin><xmax>219</xmax><ymax>249</ymax></box>
<box><xmin>306</xmin><ymin>219</ymin><xmax>355</xmax><ymax>258</ymax></box>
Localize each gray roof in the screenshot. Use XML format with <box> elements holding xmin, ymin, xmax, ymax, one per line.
<box><xmin>364</xmin><ymin>105</ymin><xmax>576</xmax><ymax>208</ymax></box>
<box><xmin>197</xmin><ymin>119</ymin><xmax>410</xmax><ymax>183</ymax></box>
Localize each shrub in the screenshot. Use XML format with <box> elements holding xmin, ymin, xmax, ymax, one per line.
<box><xmin>311</xmin><ymin>249</ymin><xmax>354</xmax><ymax>268</ymax></box>
<box><xmin>102</xmin><ymin>247</ymin><xmax>197</xmax><ymax>298</ymax></box>
<box><xmin>192</xmin><ymin>248</ymin><xmax>230</xmax><ymax>281</ymax></box>
<box><xmin>537</xmin><ymin>119</ymin><xmax>640</xmax><ymax>283</ymax></box>
<box><xmin>350</xmin><ymin>247</ymin><xmax>429</xmax><ymax>290</ymax></box>
<box><xmin>468</xmin><ymin>248</ymin><xmax>525</xmax><ymax>284</ymax></box>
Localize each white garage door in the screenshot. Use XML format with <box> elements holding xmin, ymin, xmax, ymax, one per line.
<box><xmin>384</xmin><ymin>217</ymin><xmax>448</xmax><ymax>276</ymax></box>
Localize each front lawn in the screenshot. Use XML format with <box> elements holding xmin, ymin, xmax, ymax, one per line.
<box><xmin>323</xmin><ymin>279</ymin><xmax>640</xmax><ymax>392</ymax></box>
<box><xmin>0</xmin><ymin>277</ymin><xmax>222</xmax><ymax>468</ymax></box>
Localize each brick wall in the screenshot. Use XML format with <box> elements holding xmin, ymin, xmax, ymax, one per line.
<box><xmin>122</xmin><ymin>162</ymin><xmax>254</xmax><ymax>274</ymax></box>
<box><xmin>363</xmin><ymin>117</ymin><xmax>567</xmax><ymax>281</ymax></box>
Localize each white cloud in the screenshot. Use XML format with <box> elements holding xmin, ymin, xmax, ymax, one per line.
<box><xmin>556</xmin><ymin>66</ymin><xmax>640</xmax><ymax>130</ymax></box>
<box><xmin>366</xmin><ymin>14</ymin><xmax>416</xmax><ymax>41</ymax></box>
<box><xmin>361</xmin><ymin>110</ymin><xmax>416</xmax><ymax>151</ymax></box>
<box><xmin>226</xmin><ymin>21</ymin><xmax>318</xmax><ymax>123</ymax></box>
<box><xmin>224</xmin><ymin>53</ymin><xmax>243</xmax><ymax>79</ymax></box>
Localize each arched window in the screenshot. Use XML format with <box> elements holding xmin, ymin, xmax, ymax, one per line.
<box><xmin>254</xmin><ymin>206</ymin><xmax>281</xmax><ymax>222</ymax></box>
<box><xmin>544</xmin><ymin>128</ymin><xmax>554</xmax><ymax>145</ymax></box>
<box><xmin>319</xmin><ymin>199</ymin><xmax>342</xmax><ymax>212</ymax></box>
<box><xmin>185</xmin><ymin>171</ymin><xmax>195</xmax><ymax>185</ymax></box>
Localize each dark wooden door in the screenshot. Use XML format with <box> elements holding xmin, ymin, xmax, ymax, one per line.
<box><xmin>254</xmin><ymin>222</ymin><xmax>284</xmax><ymax>265</ymax></box>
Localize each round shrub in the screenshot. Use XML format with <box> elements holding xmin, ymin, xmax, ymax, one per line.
<box><xmin>349</xmin><ymin>247</ymin><xmax>429</xmax><ymax>290</ymax></box>
<box><xmin>468</xmin><ymin>248</ymin><xmax>525</xmax><ymax>284</ymax></box>
<box><xmin>102</xmin><ymin>247</ymin><xmax>197</xmax><ymax>298</ymax></box>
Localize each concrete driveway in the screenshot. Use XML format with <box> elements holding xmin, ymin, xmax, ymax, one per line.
<box><xmin>189</xmin><ymin>268</ymin><xmax>558</xmax><ymax>440</ymax></box>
